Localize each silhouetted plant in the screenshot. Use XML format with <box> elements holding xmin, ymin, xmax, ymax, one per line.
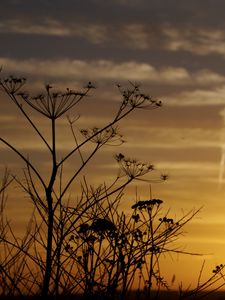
<box><xmin>179</xmin><ymin>261</ymin><xmax>225</xmax><ymax>300</ymax></box>
<box><xmin>0</xmin><ymin>72</ymin><xmax>163</xmax><ymax>297</ymax></box>
<box><xmin>0</xmin><ymin>71</ymin><xmax>224</xmax><ymax>300</ymax></box>
<box><xmin>61</xmin><ymin>189</ymin><xmax>201</xmax><ymax>300</ymax></box>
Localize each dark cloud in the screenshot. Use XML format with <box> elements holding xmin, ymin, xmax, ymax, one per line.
<box><xmin>1</xmin><ymin>0</ymin><xmax>225</xmax><ymax>26</ymax></box>
<box><xmin>1</xmin><ymin>0</ymin><xmax>225</xmax><ymax>70</ymax></box>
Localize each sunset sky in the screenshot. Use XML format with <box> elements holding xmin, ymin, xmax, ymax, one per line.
<box><xmin>1</xmin><ymin>0</ymin><xmax>225</xmax><ymax>290</ymax></box>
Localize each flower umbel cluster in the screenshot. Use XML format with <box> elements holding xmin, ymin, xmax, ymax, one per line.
<box><xmin>80</xmin><ymin>126</ymin><xmax>124</xmax><ymax>145</ymax></box>
<box><xmin>0</xmin><ymin>74</ymin><xmax>95</xmax><ymax>120</ymax></box>
<box><xmin>212</xmin><ymin>264</ymin><xmax>224</xmax><ymax>274</ymax></box>
<box><xmin>17</xmin><ymin>84</ymin><xmax>90</xmax><ymax>119</ymax></box>
<box><xmin>117</xmin><ymin>83</ymin><xmax>162</xmax><ymax>110</ymax></box>
<box><xmin>0</xmin><ymin>75</ymin><xmax>26</xmax><ymax>94</ymax></box>
<box><xmin>131</xmin><ymin>199</ymin><xmax>163</xmax><ymax>210</ymax></box>
<box><xmin>159</xmin><ymin>217</ymin><xmax>175</xmax><ymax>225</ymax></box>
<box><xmin>78</xmin><ymin>218</ymin><xmax>117</xmax><ymax>236</ymax></box>
<box><xmin>115</xmin><ymin>153</ymin><xmax>154</xmax><ymax>180</ymax></box>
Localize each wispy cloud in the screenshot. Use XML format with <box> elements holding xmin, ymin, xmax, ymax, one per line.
<box><xmin>121</xmin><ymin>24</ymin><xmax>150</xmax><ymax>49</ymax></box>
<box><xmin>0</xmin><ymin>19</ymin><xmax>71</xmax><ymax>36</ymax></box>
<box><xmin>163</xmin><ymin>27</ymin><xmax>225</xmax><ymax>57</ymax></box>
<box><xmin>0</xmin><ymin>19</ymin><xmax>108</xmax><ymax>44</ymax></box>
<box><xmin>166</xmin><ymin>85</ymin><xmax>225</xmax><ymax>106</ymax></box>
<box><xmin>2</xmin><ymin>15</ymin><xmax>225</xmax><ymax>59</ymax></box>
<box><xmin>1</xmin><ymin>57</ymin><xmax>225</xmax><ymax>87</ymax></box>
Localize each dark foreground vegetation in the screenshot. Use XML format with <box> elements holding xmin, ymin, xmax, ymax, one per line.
<box><xmin>0</xmin><ymin>71</ymin><xmax>225</xmax><ymax>299</ymax></box>
<box><xmin>1</xmin><ymin>291</ymin><xmax>225</xmax><ymax>300</ymax></box>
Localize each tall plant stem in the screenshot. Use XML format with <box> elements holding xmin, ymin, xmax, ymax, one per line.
<box><xmin>42</xmin><ymin>118</ymin><xmax>58</xmax><ymax>297</ymax></box>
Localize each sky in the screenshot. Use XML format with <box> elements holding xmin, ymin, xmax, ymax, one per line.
<box><xmin>1</xmin><ymin>0</ymin><xmax>225</xmax><ymax>290</ymax></box>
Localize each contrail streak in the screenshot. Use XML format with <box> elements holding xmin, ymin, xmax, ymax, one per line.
<box><xmin>218</xmin><ymin>143</ymin><xmax>225</xmax><ymax>187</ymax></box>
<box><xmin>218</xmin><ymin>107</ymin><xmax>225</xmax><ymax>189</ymax></box>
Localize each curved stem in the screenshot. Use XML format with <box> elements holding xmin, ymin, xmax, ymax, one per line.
<box><xmin>59</xmin><ymin>144</ymin><xmax>100</xmax><ymax>203</ymax></box>
<box><xmin>1</xmin><ymin>88</ymin><xmax>51</xmax><ymax>152</ymax></box>
<box><xmin>0</xmin><ymin>137</ymin><xmax>46</xmax><ymax>189</ymax></box>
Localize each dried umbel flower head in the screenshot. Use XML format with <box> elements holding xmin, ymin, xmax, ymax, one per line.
<box><xmin>117</xmin><ymin>82</ymin><xmax>162</xmax><ymax>110</ymax></box>
<box><xmin>0</xmin><ymin>75</ymin><xmax>93</xmax><ymax>119</ymax></box>
<box><xmin>78</xmin><ymin>223</ymin><xmax>90</xmax><ymax>234</ymax></box>
<box><xmin>80</xmin><ymin>126</ymin><xmax>124</xmax><ymax>145</ymax></box>
<box><xmin>131</xmin><ymin>199</ymin><xmax>163</xmax><ymax>210</ymax></box>
<box><xmin>0</xmin><ymin>75</ymin><xmax>26</xmax><ymax>94</ymax></box>
<box><xmin>159</xmin><ymin>217</ymin><xmax>174</xmax><ymax>225</ymax></box>
<box><xmin>212</xmin><ymin>264</ymin><xmax>224</xmax><ymax>274</ymax></box>
<box><xmin>17</xmin><ymin>84</ymin><xmax>89</xmax><ymax>119</ymax></box>
<box><xmin>90</xmin><ymin>218</ymin><xmax>117</xmax><ymax>233</ymax></box>
<box><xmin>160</xmin><ymin>174</ymin><xmax>169</xmax><ymax>181</ymax></box>
<box><xmin>159</xmin><ymin>216</ymin><xmax>180</xmax><ymax>231</ymax></box>
<box><xmin>115</xmin><ymin>153</ymin><xmax>154</xmax><ymax>180</ymax></box>
<box><xmin>132</xmin><ymin>228</ymin><xmax>143</xmax><ymax>241</ymax></box>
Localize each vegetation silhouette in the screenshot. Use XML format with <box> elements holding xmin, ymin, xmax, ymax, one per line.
<box><xmin>0</xmin><ymin>71</ymin><xmax>225</xmax><ymax>299</ymax></box>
